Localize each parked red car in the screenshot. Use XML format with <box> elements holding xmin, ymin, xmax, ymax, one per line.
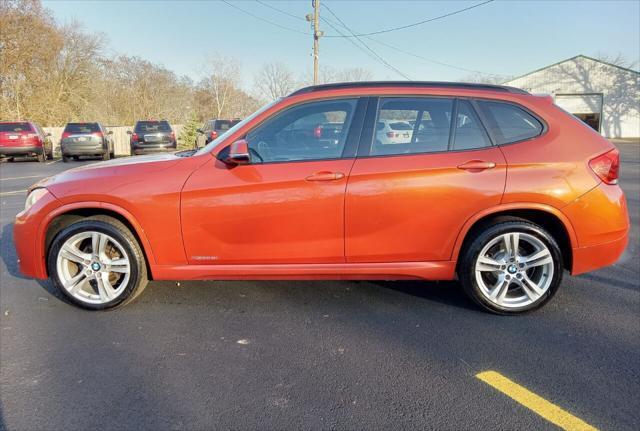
<box><xmin>0</xmin><ymin>121</ymin><xmax>54</xmax><ymax>162</ymax></box>
<box><xmin>13</xmin><ymin>82</ymin><xmax>629</xmax><ymax>313</ymax></box>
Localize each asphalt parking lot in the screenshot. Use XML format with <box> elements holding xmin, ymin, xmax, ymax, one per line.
<box><xmin>1</xmin><ymin>145</ymin><xmax>638</xmax><ymax>430</ymax></box>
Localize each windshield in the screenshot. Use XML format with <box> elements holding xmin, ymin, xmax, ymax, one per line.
<box><xmin>196</xmin><ymin>98</ymin><xmax>281</xmax><ymax>155</ymax></box>
<box><xmin>0</xmin><ymin>122</ymin><xmax>33</xmax><ymax>132</ymax></box>
<box><xmin>64</xmin><ymin>123</ymin><xmax>100</xmax><ymax>133</ymax></box>
<box><xmin>135</xmin><ymin>121</ymin><xmax>172</xmax><ymax>133</ymax></box>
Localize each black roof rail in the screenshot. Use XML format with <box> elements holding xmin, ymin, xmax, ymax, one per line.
<box><xmin>289</xmin><ymin>81</ymin><xmax>529</xmax><ymax>96</ymax></box>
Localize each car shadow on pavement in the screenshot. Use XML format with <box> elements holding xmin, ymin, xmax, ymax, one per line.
<box><xmin>372</xmin><ymin>280</ymin><xmax>479</xmax><ymax>312</ymax></box>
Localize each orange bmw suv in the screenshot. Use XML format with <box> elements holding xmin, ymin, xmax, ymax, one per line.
<box><xmin>14</xmin><ymin>82</ymin><xmax>629</xmax><ymax>314</ymax></box>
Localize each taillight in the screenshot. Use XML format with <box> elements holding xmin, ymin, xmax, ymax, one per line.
<box><xmin>61</xmin><ymin>132</ymin><xmax>71</xmax><ymax>139</ymax></box>
<box><xmin>386</xmin><ymin>132</ymin><xmax>398</xmax><ymax>138</ymax></box>
<box><xmin>92</xmin><ymin>132</ymin><xmax>104</xmax><ymax>138</ymax></box>
<box><xmin>210</xmin><ymin>131</ymin><xmax>218</xmax><ymax>140</ymax></box>
<box><xmin>170</xmin><ymin>131</ymin><xmax>176</xmax><ymax>141</ymax></box>
<box><xmin>314</xmin><ymin>125</ymin><xmax>322</xmax><ymax>139</ymax></box>
<box><xmin>131</xmin><ymin>133</ymin><xmax>139</xmax><ymax>141</ymax></box>
<box><xmin>589</xmin><ymin>148</ymin><xmax>620</xmax><ymax>185</ymax></box>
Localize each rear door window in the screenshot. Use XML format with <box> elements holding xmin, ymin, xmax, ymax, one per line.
<box><xmin>452</xmin><ymin>100</ymin><xmax>492</xmax><ymax>150</ymax></box>
<box><xmin>135</xmin><ymin>121</ymin><xmax>172</xmax><ymax>133</ymax></box>
<box><xmin>64</xmin><ymin>123</ymin><xmax>100</xmax><ymax>134</ymax></box>
<box><xmin>0</xmin><ymin>122</ymin><xmax>33</xmax><ymax>132</ymax></box>
<box><xmin>371</xmin><ymin>97</ymin><xmax>453</xmax><ymax>156</ymax></box>
<box><xmin>477</xmin><ymin>100</ymin><xmax>543</xmax><ymax>144</ymax></box>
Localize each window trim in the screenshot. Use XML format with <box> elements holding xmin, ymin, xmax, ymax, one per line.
<box><xmin>236</xmin><ymin>96</ymin><xmax>366</xmax><ymax>166</ymax></box>
<box><xmin>474</xmin><ymin>98</ymin><xmax>548</xmax><ymax>147</ymax></box>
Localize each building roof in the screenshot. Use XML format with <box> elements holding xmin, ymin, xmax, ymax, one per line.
<box><xmin>290</xmin><ymin>81</ymin><xmax>529</xmax><ymax>96</ymax></box>
<box><xmin>505</xmin><ymin>55</ymin><xmax>639</xmax><ymax>84</ymax></box>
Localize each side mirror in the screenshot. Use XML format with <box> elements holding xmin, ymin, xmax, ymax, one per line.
<box><xmin>126</xmin><ymin>130</ymin><xmax>132</xmax><ymax>135</ymax></box>
<box><xmin>107</xmin><ymin>130</ymin><xmax>114</xmax><ymax>135</ymax></box>
<box><xmin>196</xmin><ymin>128</ymin><xmax>203</xmax><ymax>134</ymax></box>
<box><xmin>223</xmin><ymin>139</ymin><xmax>250</xmax><ymax>165</ymax></box>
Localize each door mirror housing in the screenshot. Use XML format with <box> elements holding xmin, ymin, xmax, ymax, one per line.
<box><xmin>126</xmin><ymin>130</ymin><xmax>133</xmax><ymax>135</ymax></box>
<box><xmin>196</xmin><ymin>128</ymin><xmax>204</xmax><ymax>134</ymax></box>
<box><xmin>223</xmin><ymin>139</ymin><xmax>250</xmax><ymax>165</ymax></box>
<box><xmin>107</xmin><ymin>130</ymin><xmax>114</xmax><ymax>135</ymax></box>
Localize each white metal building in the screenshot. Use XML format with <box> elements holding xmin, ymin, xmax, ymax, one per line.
<box><xmin>504</xmin><ymin>55</ymin><xmax>640</xmax><ymax>138</ymax></box>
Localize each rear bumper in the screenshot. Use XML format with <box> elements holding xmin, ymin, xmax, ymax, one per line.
<box><xmin>0</xmin><ymin>145</ymin><xmax>42</xmax><ymax>156</ymax></box>
<box><xmin>571</xmin><ymin>234</ymin><xmax>628</xmax><ymax>275</ymax></box>
<box><xmin>563</xmin><ymin>182</ymin><xmax>630</xmax><ymax>275</ymax></box>
<box><xmin>132</xmin><ymin>144</ymin><xmax>176</xmax><ymax>154</ymax></box>
<box><xmin>61</xmin><ymin>143</ymin><xmax>105</xmax><ymax>155</ymax></box>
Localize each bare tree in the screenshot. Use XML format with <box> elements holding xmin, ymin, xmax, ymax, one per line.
<box><xmin>459</xmin><ymin>72</ymin><xmax>512</xmax><ymax>85</ymax></box>
<box><xmin>253</xmin><ymin>61</ymin><xmax>298</xmax><ymax>101</ymax></box>
<box><xmin>199</xmin><ymin>54</ymin><xmax>241</xmax><ymax>118</ymax></box>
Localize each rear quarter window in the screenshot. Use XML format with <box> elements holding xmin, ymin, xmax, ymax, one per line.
<box><xmin>477</xmin><ymin>101</ymin><xmax>543</xmax><ymax>145</ymax></box>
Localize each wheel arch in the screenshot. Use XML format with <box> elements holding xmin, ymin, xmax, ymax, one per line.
<box><xmin>452</xmin><ymin>204</ymin><xmax>577</xmax><ymax>272</ymax></box>
<box><xmin>40</xmin><ymin>202</ymin><xmax>156</xmax><ymax>278</ymax></box>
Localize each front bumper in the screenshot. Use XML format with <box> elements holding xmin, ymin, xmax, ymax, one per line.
<box><xmin>0</xmin><ymin>145</ymin><xmax>42</xmax><ymax>156</ymax></box>
<box><xmin>14</xmin><ymin>189</ymin><xmax>62</xmax><ymax>279</ymax></box>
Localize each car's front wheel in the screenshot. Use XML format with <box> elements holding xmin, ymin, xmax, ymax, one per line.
<box><xmin>459</xmin><ymin>219</ymin><xmax>562</xmax><ymax>315</ymax></box>
<box><xmin>48</xmin><ymin>216</ymin><xmax>148</xmax><ymax>310</ymax></box>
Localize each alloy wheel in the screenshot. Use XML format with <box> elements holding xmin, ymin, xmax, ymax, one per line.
<box><xmin>56</xmin><ymin>231</ymin><xmax>131</xmax><ymax>304</ymax></box>
<box><xmin>474</xmin><ymin>232</ymin><xmax>554</xmax><ymax>309</ymax></box>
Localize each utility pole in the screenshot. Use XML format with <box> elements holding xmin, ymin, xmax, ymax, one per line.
<box><xmin>307</xmin><ymin>0</ymin><xmax>322</xmax><ymax>85</ymax></box>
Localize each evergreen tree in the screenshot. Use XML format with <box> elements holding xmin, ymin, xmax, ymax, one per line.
<box><xmin>178</xmin><ymin>112</ymin><xmax>200</xmax><ymax>150</ymax></box>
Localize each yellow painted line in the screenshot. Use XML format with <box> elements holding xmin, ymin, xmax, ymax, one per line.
<box><xmin>476</xmin><ymin>371</ymin><xmax>598</xmax><ymax>431</ymax></box>
<box><xmin>0</xmin><ymin>175</ymin><xmax>43</xmax><ymax>181</ymax></box>
<box><xmin>0</xmin><ymin>189</ymin><xmax>27</xmax><ymax>196</ymax></box>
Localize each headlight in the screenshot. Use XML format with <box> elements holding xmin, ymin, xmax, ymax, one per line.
<box><xmin>24</xmin><ymin>188</ymin><xmax>49</xmax><ymax>212</ymax></box>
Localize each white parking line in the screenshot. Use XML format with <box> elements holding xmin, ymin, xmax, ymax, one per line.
<box><xmin>0</xmin><ymin>175</ymin><xmax>44</xmax><ymax>182</ymax></box>
<box><xmin>0</xmin><ymin>190</ymin><xmax>28</xmax><ymax>196</ymax></box>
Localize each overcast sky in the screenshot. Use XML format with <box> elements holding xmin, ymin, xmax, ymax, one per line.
<box><xmin>43</xmin><ymin>0</ymin><xmax>640</xmax><ymax>86</ymax></box>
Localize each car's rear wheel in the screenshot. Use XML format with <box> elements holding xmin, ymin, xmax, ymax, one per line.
<box><xmin>37</xmin><ymin>150</ymin><xmax>46</xmax><ymax>163</ymax></box>
<box><xmin>459</xmin><ymin>219</ymin><xmax>562</xmax><ymax>315</ymax></box>
<box><xmin>102</xmin><ymin>150</ymin><xmax>110</xmax><ymax>161</ymax></box>
<box><xmin>48</xmin><ymin>216</ymin><xmax>148</xmax><ymax>310</ymax></box>
<box><xmin>62</xmin><ymin>155</ymin><xmax>70</xmax><ymax>163</ymax></box>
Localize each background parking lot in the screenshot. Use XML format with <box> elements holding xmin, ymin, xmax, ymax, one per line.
<box><xmin>0</xmin><ymin>143</ymin><xmax>638</xmax><ymax>430</ymax></box>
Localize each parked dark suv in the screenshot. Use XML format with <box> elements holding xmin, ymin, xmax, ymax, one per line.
<box><xmin>128</xmin><ymin>120</ymin><xmax>176</xmax><ymax>155</ymax></box>
<box><xmin>60</xmin><ymin>122</ymin><xmax>114</xmax><ymax>162</ymax></box>
<box><xmin>0</xmin><ymin>121</ymin><xmax>53</xmax><ymax>162</ymax></box>
<box><xmin>196</xmin><ymin>119</ymin><xmax>240</xmax><ymax>148</ymax></box>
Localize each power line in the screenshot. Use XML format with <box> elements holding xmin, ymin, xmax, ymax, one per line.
<box><xmin>322</xmin><ymin>4</ymin><xmax>411</xmax><ymax>80</ymax></box>
<box><xmin>254</xmin><ymin>0</ymin><xmax>499</xmax><ymax>76</ymax></box>
<box><xmin>255</xmin><ymin>0</ymin><xmax>306</xmax><ymax>22</ymax></box>
<box><xmin>221</xmin><ymin>0</ymin><xmax>311</xmax><ymax>35</ymax></box>
<box><xmin>323</xmin><ymin>0</ymin><xmax>495</xmax><ymax>38</ymax></box>
<box><xmin>361</xmin><ymin>35</ymin><xmax>503</xmax><ymax>77</ymax></box>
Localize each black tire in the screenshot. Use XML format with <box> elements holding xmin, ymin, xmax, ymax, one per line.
<box><xmin>47</xmin><ymin>216</ymin><xmax>148</xmax><ymax>310</ymax></box>
<box><xmin>62</xmin><ymin>155</ymin><xmax>70</xmax><ymax>163</ymax></box>
<box><xmin>73</xmin><ymin>155</ymin><xmax>79</xmax><ymax>161</ymax></box>
<box><xmin>102</xmin><ymin>150</ymin><xmax>110</xmax><ymax>161</ymax></box>
<box><xmin>37</xmin><ymin>150</ymin><xmax>46</xmax><ymax>163</ymax></box>
<box><xmin>458</xmin><ymin>218</ymin><xmax>563</xmax><ymax>315</ymax></box>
